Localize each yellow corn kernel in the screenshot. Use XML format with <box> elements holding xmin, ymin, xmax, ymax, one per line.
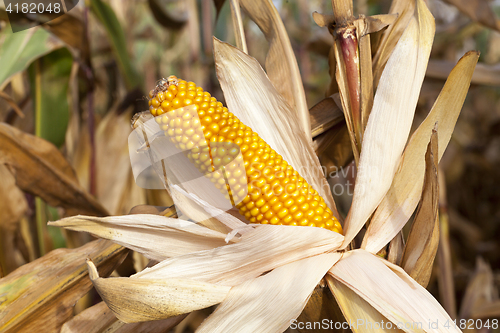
<box><xmin>149</xmin><ymin>76</ymin><xmax>342</xmax><ymax>234</ymax></box>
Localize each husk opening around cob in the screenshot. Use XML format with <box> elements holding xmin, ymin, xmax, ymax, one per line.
<box><xmin>141</xmin><ymin>76</ymin><xmax>342</xmax><ymax>234</ymax></box>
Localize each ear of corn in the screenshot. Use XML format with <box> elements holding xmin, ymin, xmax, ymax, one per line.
<box><xmin>148</xmin><ymin>76</ymin><xmax>342</xmax><ymax>234</ymax></box>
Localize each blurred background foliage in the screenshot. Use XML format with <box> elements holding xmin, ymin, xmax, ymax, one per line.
<box><xmin>0</xmin><ymin>0</ymin><xmax>500</xmax><ymax>330</ymax></box>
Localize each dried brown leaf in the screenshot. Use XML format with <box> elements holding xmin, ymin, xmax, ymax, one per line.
<box><xmin>427</xmin><ymin>60</ymin><xmax>500</xmax><ymax>86</ymax></box>
<box><xmin>459</xmin><ymin>257</ymin><xmax>495</xmax><ymax>319</ymax></box>
<box><xmin>43</xmin><ymin>12</ymin><xmax>89</xmax><ymax>60</ymax></box>
<box><xmin>358</xmin><ymin>33</ymin><xmax>373</xmax><ymax>135</ymax></box>
<box><xmin>436</xmin><ymin>168</ymin><xmax>456</xmax><ymax>318</ymax></box>
<box><xmin>213</xmin><ymin>0</ymin><xmax>226</xmax><ymax>18</ymax></box>
<box><xmin>148</xmin><ymin>0</ymin><xmax>187</xmax><ymax>30</ymax></box>
<box><xmin>400</xmin><ymin>129</ymin><xmax>440</xmax><ymax>288</ymax></box>
<box><xmin>0</xmin><ymin>164</ymin><xmax>27</xmax><ymax>230</ymax></box>
<box><xmin>309</xmin><ymin>95</ymin><xmax>345</xmax><ymax>138</ymax></box>
<box><xmin>314</xmin><ymin>121</ymin><xmax>351</xmax><ymax>161</ymax></box>
<box><xmin>297</xmin><ymin>283</ymin><xmax>347</xmax><ymax>333</ymax></box>
<box><xmin>0</xmin><ymin>123</ymin><xmax>108</xmax><ymax>217</ymax></box>
<box><xmin>470</xmin><ymin>301</ymin><xmax>500</xmax><ymax>320</ymax></box>
<box><xmin>0</xmin><ymin>240</ymin><xmax>127</xmax><ymax>333</ymax></box>
<box><xmin>387</xmin><ymin>231</ymin><xmax>404</xmax><ymax>265</ymax></box>
<box><xmin>96</xmin><ymin>110</ymin><xmax>144</xmax><ymax>215</ymax></box>
<box><xmin>443</xmin><ymin>0</ymin><xmax>500</xmax><ymax>31</ymax></box>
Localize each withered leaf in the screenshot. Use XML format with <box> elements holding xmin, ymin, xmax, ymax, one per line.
<box><xmin>309</xmin><ymin>95</ymin><xmax>345</xmax><ymax>138</ymax></box>
<box><xmin>0</xmin><ymin>240</ymin><xmax>127</xmax><ymax>333</ymax></box>
<box><xmin>0</xmin><ymin>123</ymin><xmax>108</xmax><ymax>217</ymax></box>
<box><xmin>400</xmin><ymin>128</ymin><xmax>440</xmax><ymax>287</ymax></box>
<box><xmin>443</xmin><ymin>0</ymin><xmax>500</xmax><ymax>31</ymax></box>
<box><xmin>0</xmin><ymin>164</ymin><xmax>28</xmax><ymax>230</ymax></box>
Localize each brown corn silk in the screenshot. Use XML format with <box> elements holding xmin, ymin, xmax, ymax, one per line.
<box><xmin>148</xmin><ymin>76</ymin><xmax>342</xmax><ymax>233</ymax></box>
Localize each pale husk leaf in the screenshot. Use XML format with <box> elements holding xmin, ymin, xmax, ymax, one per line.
<box><xmin>170</xmin><ymin>184</ymin><xmax>253</xmax><ymax>234</ymax></box>
<box><xmin>229</xmin><ymin>0</ymin><xmax>247</xmax><ymax>53</ymax></box>
<box><xmin>362</xmin><ymin>51</ymin><xmax>479</xmax><ymax>254</ymax></box>
<box><xmin>329</xmin><ymin>250</ymin><xmax>461</xmax><ymax>333</ymax></box>
<box><xmin>341</xmin><ymin>0</ymin><xmax>435</xmax><ymax>247</ymax></box>
<box><xmin>87</xmin><ymin>260</ymin><xmax>230</xmax><ymax>323</ymax></box>
<box><xmin>214</xmin><ymin>39</ymin><xmax>339</xmax><ymax>218</ymax></box>
<box><xmin>61</xmin><ymin>301</ymin><xmax>187</xmax><ymax>333</ymax></box>
<box><xmin>372</xmin><ymin>0</ymin><xmax>416</xmax><ymax>87</ymax></box>
<box><xmin>326</xmin><ymin>274</ymin><xmax>405</xmax><ymax>333</ymax></box>
<box><xmin>49</xmin><ymin>214</ymin><xmax>231</xmax><ymax>261</ymax></box>
<box><xmin>239</xmin><ymin>0</ymin><xmax>310</xmax><ymax>138</ymax></box>
<box><xmin>197</xmin><ymin>253</ymin><xmax>342</xmax><ymax>333</ymax></box>
<box><xmin>134</xmin><ymin>225</ymin><xmax>343</xmax><ymax>286</ymax></box>
<box><xmin>400</xmin><ymin>129</ymin><xmax>439</xmax><ymax>287</ymax></box>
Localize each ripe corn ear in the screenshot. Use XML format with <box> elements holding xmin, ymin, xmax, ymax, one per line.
<box><xmin>148</xmin><ymin>76</ymin><xmax>342</xmax><ymax>234</ymax></box>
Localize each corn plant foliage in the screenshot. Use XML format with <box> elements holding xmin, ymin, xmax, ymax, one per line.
<box><xmin>0</xmin><ymin>164</ymin><xmax>28</xmax><ymax>230</ymax></box>
<box><xmin>362</xmin><ymin>51</ymin><xmax>479</xmax><ymax>254</ymax></box>
<box><xmin>66</xmin><ymin>108</ymin><xmax>148</xmax><ymax>217</ymax></box>
<box><xmin>442</xmin><ymin>0</ymin><xmax>500</xmax><ymax>31</ymax></box>
<box><xmin>0</xmin><ymin>0</ymin><xmax>489</xmax><ymax>329</ymax></box>
<box><xmin>0</xmin><ymin>123</ymin><xmax>108</xmax><ymax>217</ymax></box>
<box><xmin>95</xmin><ymin>110</ymin><xmax>144</xmax><ymax>215</ymax></box>
<box><xmin>342</xmin><ymin>0</ymin><xmax>435</xmax><ymax>247</ymax></box>
<box><xmin>89</xmin><ymin>0</ymin><xmax>141</xmax><ymax>90</ymax></box>
<box><xmin>0</xmin><ymin>28</ymin><xmax>63</xmax><ymax>90</ymax></box>
<box><xmin>29</xmin><ymin>48</ymin><xmax>73</xmax><ymax>147</ymax></box>
<box><xmin>0</xmin><ymin>240</ymin><xmax>127</xmax><ymax>333</ymax></box>
<box><xmin>400</xmin><ymin>129</ymin><xmax>439</xmax><ymax>288</ymax></box>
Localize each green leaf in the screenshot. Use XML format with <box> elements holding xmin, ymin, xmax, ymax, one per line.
<box><xmin>90</xmin><ymin>0</ymin><xmax>141</xmax><ymax>90</ymax></box>
<box><xmin>28</xmin><ymin>48</ymin><xmax>72</xmax><ymax>148</ymax></box>
<box><xmin>0</xmin><ymin>28</ymin><xmax>63</xmax><ymax>90</ymax></box>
